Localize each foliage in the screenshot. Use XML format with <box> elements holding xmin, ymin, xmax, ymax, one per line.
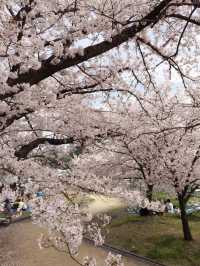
<box><xmin>1</xmin><ymin>0</ymin><xmax>200</xmax><ymax>264</ymax></box>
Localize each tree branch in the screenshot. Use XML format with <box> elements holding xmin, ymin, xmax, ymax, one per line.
<box><xmin>15</xmin><ymin>137</ymin><xmax>75</xmax><ymax>159</ymax></box>
<box><xmin>7</xmin><ymin>0</ymin><xmax>172</xmax><ymax>87</ymax></box>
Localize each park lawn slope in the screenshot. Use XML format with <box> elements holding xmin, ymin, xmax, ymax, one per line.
<box><xmin>106</xmin><ymin>212</ymin><xmax>200</xmax><ymax>266</ymax></box>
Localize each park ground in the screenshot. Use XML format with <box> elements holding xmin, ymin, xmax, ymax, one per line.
<box><xmin>85</xmin><ymin>194</ymin><xmax>200</xmax><ymax>266</ymax></box>
<box><xmin>1</xmin><ymin>194</ymin><xmax>200</xmax><ymax>266</ymax></box>
<box><xmin>0</xmin><ymin>220</ymin><xmax>153</xmax><ymax>266</ymax></box>
<box><xmin>106</xmin><ymin>210</ymin><xmax>200</xmax><ymax>266</ymax></box>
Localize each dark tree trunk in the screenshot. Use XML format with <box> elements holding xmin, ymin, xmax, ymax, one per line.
<box><xmin>178</xmin><ymin>196</ymin><xmax>193</xmax><ymax>241</ymax></box>
<box><xmin>146</xmin><ymin>184</ymin><xmax>154</xmax><ymax>202</ymax></box>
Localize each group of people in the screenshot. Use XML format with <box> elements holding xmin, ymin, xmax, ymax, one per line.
<box><xmin>3</xmin><ymin>197</ymin><xmax>29</xmax><ymax>218</ymax></box>
<box><xmin>1</xmin><ymin>189</ymin><xmax>44</xmax><ymax>219</ymax></box>
<box><xmin>139</xmin><ymin>199</ymin><xmax>175</xmax><ymax>216</ymax></box>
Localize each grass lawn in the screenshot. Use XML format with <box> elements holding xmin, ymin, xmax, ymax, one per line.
<box><xmin>0</xmin><ymin>211</ymin><xmax>31</xmax><ymax>220</ymax></box>
<box><xmin>105</xmin><ymin>210</ymin><xmax>200</xmax><ymax>266</ymax></box>
<box><xmin>0</xmin><ymin>212</ymin><xmax>7</xmax><ymax>219</ymax></box>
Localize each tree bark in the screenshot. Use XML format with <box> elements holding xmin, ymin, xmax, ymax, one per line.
<box><xmin>178</xmin><ymin>196</ymin><xmax>193</xmax><ymax>241</ymax></box>
<box><xmin>146</xmin><ymin>184</ymin><xmax>154</xmax><ymax>202</ymax></box>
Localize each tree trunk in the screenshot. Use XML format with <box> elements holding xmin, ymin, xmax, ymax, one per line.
<box><xmin>146</xmin><ymin>184</ymin><xmax>153</xmax><ymax>202</ymax></box>
<box><xmin>178</xmin><ymin>196</ymin><xmax>193</xmax><ymax>241</ymax></box>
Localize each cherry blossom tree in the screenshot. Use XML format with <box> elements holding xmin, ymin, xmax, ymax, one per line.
<box><xmin>72</xmin><ymin>88</ymin><xmax>200</xmax><ymax>241</ymax></box>
<box><xmin>1</xmin><ymin>0</ymin><xmax>200</xmax><ymax>263</ymax></box>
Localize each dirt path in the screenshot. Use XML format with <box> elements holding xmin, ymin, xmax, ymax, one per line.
<box><xmin>0</xmin><ymin>221</ymin><xmax>153</xmax><ymax>266</ymax></box>
<box><xmin>85</xmin><ymin>195</ymin><xmax>126</xmax><ymax>215</ymax></box>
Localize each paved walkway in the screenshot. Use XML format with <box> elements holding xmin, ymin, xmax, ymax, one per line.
<box><xmin>0</xmin><ymin>220</ymin><xmax>156</xmax><ymax>266</ymax></box>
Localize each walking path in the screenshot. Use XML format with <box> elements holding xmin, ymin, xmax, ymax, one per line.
<box><xmin>0</xmin><ymin>220</ymin><xmax>160</xmax><ymax>266</ymax></box>
<box><xmin>84</xmin><ymin>194</ymin><xmax>126</xmax><ymax>215</ymax></box>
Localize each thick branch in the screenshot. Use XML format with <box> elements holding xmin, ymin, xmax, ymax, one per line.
<box><xmin>15</xmin><ymin>137</ymin><xmax>75</xmax><ymax>159</ymax></box>
<box><xmin>15</xmin><ymin>128</ymin><xmax>123</xmax><ymax>159</ymax></box>
<box><xmin>7</xmin><ymin>0</ymin><xmax>172</xmax><ymax>86</ymax></box>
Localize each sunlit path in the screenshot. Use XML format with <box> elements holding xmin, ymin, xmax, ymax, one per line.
<box><xmin>84</xmin><ymin>194</ymin><xmax>126</xmax><ymax>215</ymax></box>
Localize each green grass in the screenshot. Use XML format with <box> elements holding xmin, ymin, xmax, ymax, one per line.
<box><xmin>0</xmin><ymin>211</ymin><xmax>31</xmax><ymax>220</ymax></box>
<box><xmin>0</xmin><ymin>212</ymin><xmax>6</xmax><ymax>218</ymax></box>
<box><xmin>147</xmin><ymin>235</ymin><xmax>184</xmax><ymax>259</ymax></box>
<box><xmin>110</xmin><ymin>214</ymin><xmax>143</xmax><ymax>227</ymax></box>
<box><xmin>106</xmin><ymin>212</ymin><xmax>200</xmax><ymax>266</ymax></box>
